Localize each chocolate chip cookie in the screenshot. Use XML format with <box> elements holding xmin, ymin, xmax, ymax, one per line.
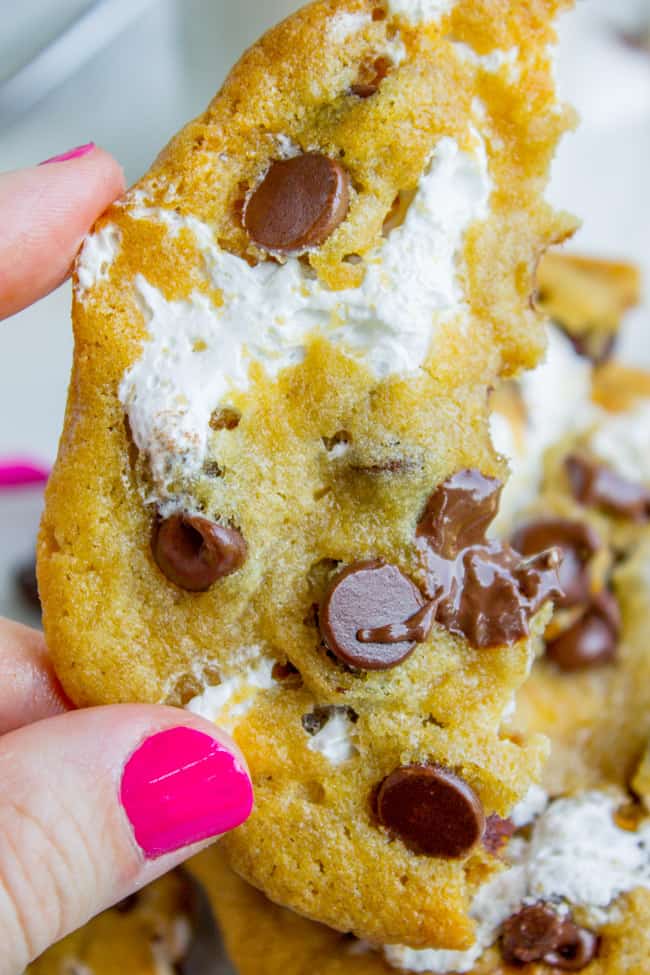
<box><xmin>193</xmin><ymin>840</ymin><xmax>650</xmax><ymax>975</ymax></box>
<box><xmin>490</xmin><ymin>251</ymin><xmax>642</xmax><ymax>535</ymax></box>
<box><xmin>39</xmin><ymin>0</ymin><xmax>574</xmax><ymax>950</ymax></box>
<box><xmin>192</xmin><ymin>353</ymin><xmax>650</xmax><ymax>975</ymax></box>
<box><xmin>536</xmin><ymin>252</ymin><xmax>641</xmax><ymax>365</ymax></box>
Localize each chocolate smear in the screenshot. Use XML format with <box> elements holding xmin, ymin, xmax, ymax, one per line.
<box><xmin>319</xmin><ymin>561</ymin><xmax>434</xmax><ymax>671</ymax></box>
<box><xmin>512</xmin><ymin>517</ymin><xmax>601</xmax><ymax>610</ymax></box>
<box><xmin>417</xmin><ymin>471</ymin><xmax>562</xmax><ymax>649</ymax></box>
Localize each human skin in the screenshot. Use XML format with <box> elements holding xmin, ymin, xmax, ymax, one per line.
<box><xmin>0</xmin><ymin>145</ymin><xmax>253</xmax><ymax>974</ymax></box>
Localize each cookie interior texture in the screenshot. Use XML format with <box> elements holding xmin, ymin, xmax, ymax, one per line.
<box><xmin>193</xmin><ymin>354</ymin><xmax>650</xmax><ymax>973</ymax></box>
<box><xmin>193</xmin><ymin>847</ymin><xmax>650</xmax><ymax>975</ymax></box>
<box><xmin>39</xmin><ymin>0</ymin><xmax>575</xmax><ymax>951</ymax></box>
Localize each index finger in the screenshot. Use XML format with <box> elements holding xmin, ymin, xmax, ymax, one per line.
<box><xmin>0</xmin><ymin>144</ymin><xmax>125</xmax><ymax>321</ymax></box>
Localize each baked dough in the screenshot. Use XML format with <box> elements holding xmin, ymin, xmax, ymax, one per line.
<box><xmin>39</xmin><ymin>0</ymin><xmax>573</xmax><ymax>950</ymax></box>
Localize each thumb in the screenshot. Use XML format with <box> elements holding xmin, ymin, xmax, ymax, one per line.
<box><xmin>0</xmin><ymin>706</ymin><xmax>252</xmax><ymax>973</ymax></box>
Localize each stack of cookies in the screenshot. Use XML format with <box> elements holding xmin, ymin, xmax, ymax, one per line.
<box><xmin>33</xmin><ymin>1</ymin><xmax>650</xmax><ymax>973</ymax></box>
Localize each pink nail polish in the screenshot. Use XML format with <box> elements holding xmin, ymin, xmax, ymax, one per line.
<box><xmin>0</xmin><ymin>458</ymin><xmax>50</xmax><ymax>490</ymax></box>
<box><xmin>39</xmin><ymin>142</ymin><xmax>96</xmax><ymax>165</ymax></box>
<box><xmin>120</xmin><ymin>727</ymin><xmax>253</xmax><ymax>859</ymax></box>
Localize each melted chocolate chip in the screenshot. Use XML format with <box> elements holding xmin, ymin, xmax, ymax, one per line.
<box><xmin>433</xmin><ymin>546</ymin><xmax>561</xmax><ymax>649</ymax></box>
<box><xmin>417</xmin><ymin>472</ymin><xmax>562</xmax><ymax>649</ymax></box>
<box><xmin>376</xmin><ymin>765</ymin><xmax>485</xmax><ymax>858</ymax></box>
<box><xmin>357</xmin><ymin>600</ymin><xmax>437</xmax><ymax>645</ymax></box>
<box><xmin>544</xmin><ymin>925</ymin><xmax>600</xmax><ymax>971</ymax></box>
<box><xmin>566</xmin><ymin>453</ymin><xmax>650</xmax><ymax>522</ymax></box>
<box><xmin>243</xmin><ymin>154</ymin><xmax>350</xmax><ymax>253</ymax></box>
<box><xmin>547</xmin><ymin>588</ymin><xmax>621</xmax><ymax>671</ymax></box>
<box><xmin>416</xmin><ymin>469</ymin><xmax>502</xmax><ymax>557</ymax></box>
<box><xmin>512</xmin><ymin>518</ymin><xmax>601</xmax><ymax>610</ymax></box>
<box><xmin>152</xmin><ymin>514</ymin><xmax>247</xmax><ymax>592</ymax></box>
<box><xmin>483</xmin><ymin>815</ymin><xmax>516</xmax><ymax>856</ymax></box>
<box><xmin>502</xmin><ymin>904</ymin><xmax>567</xmax><ymax>965</ymax></box>
<box><xmin>319</xmin><ymin>561</ymin><xmax>433</xmax><ymax>671</ymax></box>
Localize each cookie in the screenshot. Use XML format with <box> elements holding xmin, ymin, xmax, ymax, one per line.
<box><xmin>535</xmin><ymin>253</ymin><xmax>641</xmax><ymax>364</ymax></box>
<box><xmin>39</xmin><ymin>0</ymin><xmax>573</xmax><ymax>949</ymax></box>
<box><xmin>26</xmin><ymin>872</ymin><xmax>204</xmax><ymax>975</ymax></box>
<box><xmin>192</xmin><ymin>360</ymin><xmax>650</xmax><ymax>974</ymax></box>
<box><xmin>490</xmin><ymin>251</ymin><xmax>642</xmax><ymax>534</ymax></box>
<box><xmin>194</xmin><ymin>843</ymin><xmax>650</xmax><ymax>975</ymax></box>
<box><xmin>495</xmin><ymin>307</ymin><xmax>650</xmax><ymax>793</ymax></box>
<box><xmin>533</xmin><ymin>362</ymin><xmax>650</xmax><ymax>557</ymax></box>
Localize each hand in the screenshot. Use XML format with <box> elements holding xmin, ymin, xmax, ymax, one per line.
<box><xmin>0</xmin><ymin>145</ymin><xmax>253</xmax><ymax>974</ymax></box>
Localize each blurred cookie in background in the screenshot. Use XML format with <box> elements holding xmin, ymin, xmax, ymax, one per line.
<box><xmin>27</xmin><ymin>869</ymin><xmax>230</xmax><ymax>975</ymax></box>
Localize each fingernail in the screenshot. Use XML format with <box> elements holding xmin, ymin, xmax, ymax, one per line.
<box><xmin>39</xmin><ymin>142</ymin><xmax>96</xmax><ymax>166</ymax></box>
<box><xmin>120</xmin><ymin>727</ymin><xmax>253</xmax><ymax>859</ymax></box>
<box><xmin>0</xmin><ymin>458</ymin><xmax>50</xmax><ymax>490</ymax></box>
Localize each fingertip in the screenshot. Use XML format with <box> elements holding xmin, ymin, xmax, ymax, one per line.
<box><xmin>0</xmin><ymin>704</ymin><xmax>250</xmax><ymax>969</ymax></box>
<box><xmin>73</xmin><ymin>144</ymin><xmax>126</xmax><ymax>204</ymax></box>
<box><xmin>0</xmin><ymin>145</ymin><xmax>126</xmax><ymax>319</ymax></box>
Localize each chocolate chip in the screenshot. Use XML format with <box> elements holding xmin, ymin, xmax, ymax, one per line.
<box><xmin>437</xmin><ymin>546</ymin><xmax>562</xmax><ymax>649</ymax></box>
<box><xmin>152</xmin><ymin>514</ymin><xmax>247</xmax><ymax>592</ymax></box>
<box><xmin>512</xmin><ymin>518</ymin><xmax>601</xmax><ymax>610</ymax></box>
<box><xmin>323</xmin><ymin>430</ymin><xmax>352</xmax><ymax>452</ymax></box>
<box><xmin>417</xmin><ymin>469</ymin><xmax>502</xmax><ymax>557</ymax></box>
<box><xmin>417</xmin><ymin>471</ymin><xmax>563</xmax><ymax>648</ymax></box>
<box><xmin>418</xmin><ymin>483</ymin><xmax>562</xmax><ymax>649</ymax></box>
<box><xmin>503</xmin><ymin>905</ymin><xmax>599</xmax><ymax>970</ymax></box>
<box><xmin>566</xmin><ymin>453</ymin><xmax>650</xmax><ymax>522</ymax></box>
<box><xmin>243</xmin><ymin>154</ymin><xmax>350</xmax><ymax>253</ymax></box>
<box><xmin>302</xmin><ymin>706</ymin><xmax>358</xmax><ymax>736</ymax></box>
<box><xmin>14</xmin><ymin>559</ymin><xmax>40</xmax><ymax>612</ymax></box>
<box><xmin>483</xmin><ymin>815</ymin><xmax>516</xmax><ymax>856</ymax></box>
<box><xmin>320</xmin><ymin>561</ymin><xmax>433</xmax><ymax>670</ymax></box>
<box><xmin>350</xmin><ymin>56</ymin><xmax>393</xmax><ymax>98</ymax></box>
<box><xmin>376</xmin><ymin>765</ymin><xmax>485</xmax><ymax>858</ymax></box>
<box><xmin>502</xmin><ymin>904</ymin><xmax>567</xmax><ymax>965</ymax></box>
<box><xmin>547</xmin><ymin>589</ymin><xmax>620</xmax><ymax>671</ymax></box>
<box><xmin>209</xmin><ymin>407</ymin><xmax>241</xmax><ymax>431</ymax></box>
<box><xmin>543</xmin><ymin>924</ymin><xmax>599</xmax><ymax>971</ymax></box>
<box><xmin>271</xmin><ymin>661</ymin><xmax>302</xmax><ymax>685</ymax></box>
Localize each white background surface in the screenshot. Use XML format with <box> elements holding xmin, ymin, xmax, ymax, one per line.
<box><xmin>1</xmin><ymin>0</ymin><xmax>649</xmax><ymax>625</ymax></box>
